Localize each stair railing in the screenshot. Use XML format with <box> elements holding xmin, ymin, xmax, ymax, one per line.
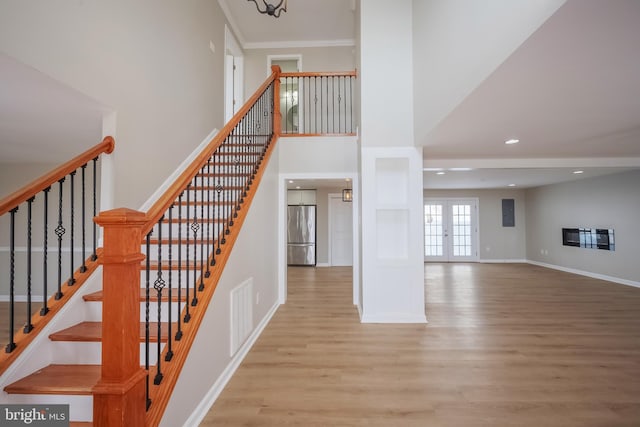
<box><xmin>93</xmin><ymin>66</ymin><xmax>282</xmax><ymax>427</ymax></box>
<box><xmin>0</xmin><ymin>136</ymin><xmax>115</xmax><ymax>375</ymax></box>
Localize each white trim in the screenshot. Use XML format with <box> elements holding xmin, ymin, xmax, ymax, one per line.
<box><xmin>423</xmin><ymin>157</ymin><xmax>640</xmax><ymax>169</ymax></box>
<box><xmin>182</xmin><ymin>301</ymin><xmax>279</xmax><ymax>427</ymax></box>
<box><xmin>527</xmin><ymin>260</ymin><xmax>640</xmax><ymax>288</ymax></box>
<box><xmin>245</xmin><ymin>39</ymin><xmax>356</xmax><ymax>50</ymax></box>
<box><xmin>139</xmin><ymin>129</ymin><xmax>218</xmax><ymax>211</ymax></box>
<box><xmin>0</xmin><ymin>295</ymin><xmax>44</xmax><ymax>303</ymax></box>
<box><xmin>361</xmin><ymin>313</ymin><xmax>427</xmax><ymax>324</ymax></box>
<box><xmin>315</xmin><ymin>263</ymin><xmax>330</xmax><ymax>268</ymax></box>
<box><xmin>479</xmin><ymin>259</ymin><xmax>528</xmax><ymax>264</ymax></box>
<box><xmin>267</xmin><ymin>54</ymin><xmax>302</xmax><ymax>76</ymax></box>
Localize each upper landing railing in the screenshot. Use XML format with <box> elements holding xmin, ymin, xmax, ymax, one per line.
<box><xmin>278</xmin><ymin>71</ymin><xmax>357</xmax><ymax>136</ymax></box>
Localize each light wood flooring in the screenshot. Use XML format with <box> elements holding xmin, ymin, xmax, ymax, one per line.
<box><xmin>197</xmin><ymin>264</ymin><xmax>634</xmax><ymax>424</ymax></box>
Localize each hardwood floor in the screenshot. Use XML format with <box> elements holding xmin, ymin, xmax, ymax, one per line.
<box><xmin>203</xmin><ymin>263</ymin><xmax>640</xmax><ymax>426</ymax></box>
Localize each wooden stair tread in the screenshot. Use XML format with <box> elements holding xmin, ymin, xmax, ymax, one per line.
<box><xmin>49</xmin><ymin>321</ymin><xmax>174</xmax><ymax>342</ymax></box>
<box><xmin>4</xmin><ymin>365</ymin><xmax>100</xmax><ymax>395</ymax></box>
<box><xmin>70</xmin><ymin>423</ymin><xmax>93</xmax><ymax>427</ymax></box>
<box><xmin>84</xmin><ymin>288</ymin><xmax>186</xmax><ymax>302</ymax></box>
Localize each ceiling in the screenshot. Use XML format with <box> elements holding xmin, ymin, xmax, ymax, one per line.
<box><xmin>222</xmin><ymin>0</ymin><xmax>640</xmax><ymax>191</ymax></box>
<box><xmin>2</xmin><ymin>1</ymin><xmax>638</xmax><ymax>193</ymax></box>
<box><xmin>218</xmin><ymin>0</ymin><xmax>356</xmax><ymax>48</ymax></box>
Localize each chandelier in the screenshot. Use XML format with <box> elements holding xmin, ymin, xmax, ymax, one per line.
<box><xmin>248</xmin><ymin>0</ymin><xmax>288</xmax><ymax>18</ymax></box>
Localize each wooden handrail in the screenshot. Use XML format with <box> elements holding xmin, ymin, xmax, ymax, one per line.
<box><xmin>280</xmin><ymin>70</ymin><xmax>357</xmax><ymax>78</ymax></box>
<box><xmin>0</xmin><ymin>136</ymin><xmax>115</xmax><ymax>216</ymax></box>
<box><xmin>142</xmin><ymin>67</ymin><xmax>281</xmax><ymax>236</ymax></box>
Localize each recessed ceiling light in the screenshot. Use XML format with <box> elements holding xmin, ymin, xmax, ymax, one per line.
<box><xmin>295</xmin><ymin>186</ymin><xmax>301</xmax><ymax>189</ymax></box>
<box><xmin>345</xmin><ymin>178</ymin><xmax>351</xmax><ymax>182</ymax></box>
<box><xmin>423</xmin><ymin>168</ymin><xmax>443</xmax><ymax>172</ymax></box>
<box><xmin>436</xmin><ymin>171</ymin><xmax>446</xmax><ymax>175</ymax></box>
<box><xmin>573</xmin><ymin>170</ymin><xmax>584</xmax><ymax>174</ymax></box>
<box><xmin>449</xmin><ymin>168</ymin><xmax>473</xmax><ymax>171</ymax></box>
<box><xmin>508</xmin><ymin>184</ymin><xmax>516</xmax><ymax>187</ymax></box>
<box><xmin>505</xmin><ymin>139</ymin><xmax>520</xmax><ymax>145</ymax></box>
<box><xmin>289</xmin><ymin>180</ymin><xmax>294</xmax><ymax>183</ymax></box>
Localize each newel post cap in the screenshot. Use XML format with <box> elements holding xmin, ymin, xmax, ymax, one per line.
<box><xmin>94</xmin><ymin>207</ymin><xmax>148</xmax><ymax>226</ymax></box>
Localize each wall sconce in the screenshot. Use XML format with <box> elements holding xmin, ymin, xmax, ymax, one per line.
<box><xmin>342</xmin><ymin>188</ymin><xmax>353</xmax><ymax>202</ymax></box>
<box><xmin>247</xmin><ymin>0</ymin><xmax>288</xmax><ymax>18</ymax></box>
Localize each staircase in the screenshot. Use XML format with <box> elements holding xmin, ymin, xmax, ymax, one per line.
<box><xmin>3</xmin><ymin>182</ymin><xmax>233</xmax><ymax>423</ymax></box>
<box><xmin>1</xmin><ymin>68</ymin><xmax>281</xmax><ymax>425</ymax></box>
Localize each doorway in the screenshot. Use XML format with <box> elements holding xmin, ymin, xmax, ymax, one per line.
<box><xmin>424</xmin><ymin>198</ymin><xmax>479</xmax><ymax>262</ymax></box>
<box><xmin>268</xmin><ymin>55</ymin><xmax>302</xmax><ymax>134</ymax></box>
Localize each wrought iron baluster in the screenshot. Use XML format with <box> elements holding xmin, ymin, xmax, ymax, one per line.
<box><xmin>349</xmin><ymin>76</ymin><xmax>354</xmax><ymax>133</ymax></box>
<box><xmin>24</xmin><ymin>198</ymin><xmax>34</xmax><ymax>333</ymax></box>
<box><xmin>338</xmin><ymin>76</ymin><xmax>343</xmax><ymax>134</ymax></box>
<box><xmin>6</xmin><ymin>208</ymin><xmax>18</xmax><ymax>353</ymax></box>
<box><xmin>80</xmin><ymin>164</ymin><xmax>88</xmax><ymax>273</ymax></box>
<box><xmin>206</xmin><ymin>158</ymin><xmax>213</xmax><ymax>273</ymax></box>
<box><xmin>198</xmin><ymin>169</ymin><xmax>205</xmax><ymax>292</ymax></box>
<box><xmin>166</xmin><ymin>205</ymin><xmax>175</xmax><ymax>360</ymax></box>
<box><xmin>215</xmin><ymin>153</ymin><xmax>222</xmax><ymax>256</ymax></box>
<box><xmin>184</xmin><ymin>185</ymin><xmax>192</xmax><ymax>322</ymax></box>
<box><xmin>41</xmin><ymin>187</ymin><xmax>51</xmax><ymax>316</ymax></box>
<box><xmin>191</xmin><ymin>178</ymin><xmax>200</xmax><ymax>306</ymax></box>
<box><xmin>176</xmin><ymin>192</ymin><xmax>184</xmax><ymax>340</ymax></box>
<box><xmin>55</xmin><ymin>178</ymin><xmax>65</xmax><ymax>300</ymax></box>
<box><xmin>154</xmin><ymin>218</ymin><xmax>165</xmax><ymax>385</ymax></box>
<box><xmin>68</xmin><ymin>171</ymin><xmax>76</xmax><ymax>286</ymax></box>
<box><xmin>91</xmin><ymin>157</ymin><xmax>98</xmax><ymax>261</ymax></box>
<box><xmin>145</xmin><ymin>231</ymin><xmax>152</xmax><ymax>410</ymax></box>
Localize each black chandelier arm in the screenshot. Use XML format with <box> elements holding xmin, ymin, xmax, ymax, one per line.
<box><xmin>248</xmin><ymin>0</ymin><xmax>287</xmax><ymax>17</ymax></box>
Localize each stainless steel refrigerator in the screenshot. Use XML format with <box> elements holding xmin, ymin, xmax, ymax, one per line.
<box><xmin>287</xmin><ymin>205</ymin><xmax>316</xmax><ymax>266</ymax></box>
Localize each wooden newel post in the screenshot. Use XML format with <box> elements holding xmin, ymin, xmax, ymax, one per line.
<box><xmin>271</xmin><ymin>65</ymin><xmax>282</xmax><ymax>138</ymax></box>
<box><xmin>93</xmin><ymin>208</ymin><xmax>148</xmax><ymax>427</ymax></box>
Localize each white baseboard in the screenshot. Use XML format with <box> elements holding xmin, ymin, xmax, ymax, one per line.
<box><xmin>527</xmin><ymin>260</ymin><xmax>640</xmax><ymax>288</ymax></box>
<box><xmin>479</xmin><ymin>259</ymin><xmax>528</xmax><ymax>264</ymax></box>
<box><xmin>139</xmin><ymin>128</ymin><xmax>219</xmax><ymax>211</ymax></box>
<box><xmin>361</xmin><ymin>312</ymin><xmax>427</xmax><ymax>324</ymax></box>
<box><xmin>183</xmin><ymin>301</ymin><xmax>280</xmax><ymax>427</ymax></box>
<box><xmin>315</xmin><ymin>263</ymin><xmax>330</xmax><ymax>267</ymax></box>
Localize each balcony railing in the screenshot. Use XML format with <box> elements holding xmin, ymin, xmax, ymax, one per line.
<box><xmin>279</xmin><ymin>71</ymin><xmax>357</xmax><ymax>136</ymax></box>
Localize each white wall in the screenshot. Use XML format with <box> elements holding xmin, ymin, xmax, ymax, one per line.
<box><xmin>424</xmin><ymin>189</ymin><xmax>527</xmax><ymax>261</ymax></box>
<box><xmin>243</xmin><ymin>46</ymin><xmax>356</xmax><ymax>96</ymax></box>
<box><xmin>0</xmin><ymin>0</ymin><xmax>229</xmax><ymax>209</ymax></box>
<box><xmin>278</xmin><ymin>136</ymin><xmax>358</xmax><ymax>174</ymax></box>
<box><xmin>360</xmin><ymin>0</ymin><xmax>414</xmax><ymax>148</ymax></box>
<box><xmin>160</xmin><ymin>144</ymin><xmax>280</xmax><ymax>427</ymax></box>
<box><xmin>525</xmin><ymin>170</ymin><xmax>640</xmax><ymax>284</ymax></box>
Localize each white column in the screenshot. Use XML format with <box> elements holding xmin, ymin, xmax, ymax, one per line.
<box><xmin>358</xmin><ymin>0</ymin><xmax>426</xmax><ymax>322</ymax></box>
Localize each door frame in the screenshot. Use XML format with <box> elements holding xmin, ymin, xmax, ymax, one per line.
<box><xmin>328</xmin><ymin>192</ymin><xmax>353</xmax><ymax>267</ymax></box>
<box><xmin>424</xmin><ymin>197</ymin><xmax>479</xmax><ymax>262</ymax></box>
<box><xmin>268</xmin><ymin>55</ymin><xmax>303</xmax><ymax>133</ymax></box>
<box><xmin>224</xmin><ymin>25</ymin><xmax>244</xmax><ymax>123</ymax></box>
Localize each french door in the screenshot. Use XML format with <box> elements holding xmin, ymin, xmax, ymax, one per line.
<box><xmin>424</xmin><ymin>198</ymin><xmax>478</xmax><ymax>262</ymax></box>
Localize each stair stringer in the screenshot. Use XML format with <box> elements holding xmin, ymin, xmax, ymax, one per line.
<box><xmin>155</xmin><ymin>142</ymin><xmax>282</xmax><ymax>427</ymax></box>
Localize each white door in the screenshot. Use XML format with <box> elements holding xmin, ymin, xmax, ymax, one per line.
<box><xmin>424</xmin><ymin>199</ymin><xmax>478</xmax><ymax>262</ymax></box>
<box><xmin>329</xmin><ymin>194</ymin><xmax>353</xmax><ymax>266</ymax></box>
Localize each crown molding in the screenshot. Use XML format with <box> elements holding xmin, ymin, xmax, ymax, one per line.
<box><xmin>244</xmin><ymin>38</ymin><xmax>356</xmax><ymax>50</ymax></box>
